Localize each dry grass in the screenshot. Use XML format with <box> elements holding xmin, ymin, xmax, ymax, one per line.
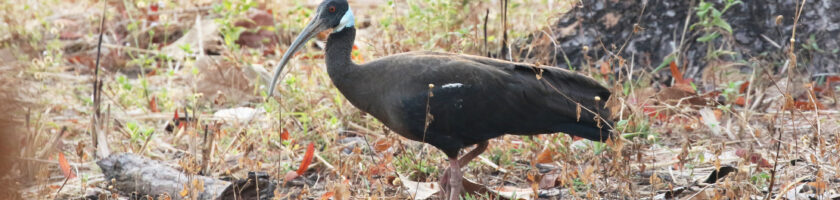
<box><xmin>3</xmin><ymin>0</ymin><xmax>839</xmax><ymax>199</ymax></box>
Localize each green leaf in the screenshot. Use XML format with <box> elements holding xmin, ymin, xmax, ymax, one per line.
<box><xmin>711</xmin><ymin>8</ymin><xmax>722</xmax><ymax>18</ymax></box>
<box><xmin>697</xmin><ymin>32</ymin><xmax>721</xmax><ymax>42</ymax></box>
<box><xmin>696</xmin><ymin>2</ymin><xmax>712</xmax><ymax>16</ymax></box>
<box><xmin>653</xmin><ymin>54</ymin><xmax>677</xmax><ymax>74</ymax></box>
<box><xmin>712</xmin><ymin>17</ymin><xmax>733</xmax><ymax>33</ymax></box>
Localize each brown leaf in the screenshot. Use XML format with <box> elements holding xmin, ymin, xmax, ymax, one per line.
<box><xmin>669</xmin><ymin>61</ymin><xmax>687</xmax><ymax>85</ymax></box>
<box><xmin>535</xmin><ymin>149</ymin><xmax>554</xmax><ymax>164</ymax></box>
<box><xmin>739</xmin><ymin>81</ymin><xmax>750</xmax><ymax>93</ymax></box>
<box><xmin>296</xmin><ymin>143</ymin><xmax>315</xmax><ymax>175</ymax></box>
<box><xmin>280</xmin><ymin>129</ymin><xmax>290</xmax><ymax>141</ymax></box>
<box><xmin>283</xmin><ymin>171</ymin><xmax>299</xmax><ymax>183</ymax></box>
<box><xmin>373</xmin><ymin>138</ymin><xmax>393</xmax><ymax>152</ymax></box>
<box><xmin>319</xmin><ymin>191</ymin><xmax>334</xmax><ymax>200</ymax></box>
<box><xmin>148</xmin><ymin>96</ymin><xmax>159</xmax><ymax>113</ymax></box>
<box><xmin>538</xmin><ymin>172</ymin><xmax>560</xmax><ymax>189</ymax></box>
<box><xmin>58</xmin><ymin>152</ymin><xmax>76</xmax><ymax>179</ymax></box>
<box><xmin>656</xmin><ymin>87</ymin><xmax>705</xmax><ymax>106</ymax></box>
<box><xmin>235</xmin><ymin>10</ymin><xmax>280</xmax><ymax>48</ymax></box>
<box><xmin>735</xmin><ymin>149</ymin><xmax>772</xmax><ymax>168</ymax></box>
<box><xmin>334</xmin><ymin>180</ymin><xmax>351</xmax><ymax>200</ymax></box>
<box><xmin>600</xmin><ymin>61</ymin><xmax>611</xmax><ymax>75</ymax></box>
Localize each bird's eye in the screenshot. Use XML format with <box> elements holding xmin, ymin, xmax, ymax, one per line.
<box><xmin>329</xmin><ymin>6</ymin><xmax>336</xmax><ymax>13</ymax></box>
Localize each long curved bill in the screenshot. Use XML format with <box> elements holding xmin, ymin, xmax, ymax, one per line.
<box><xmin>267</xmin><ymin>15</ymin><xmax>329</xmax><ymax>97</ymax></box>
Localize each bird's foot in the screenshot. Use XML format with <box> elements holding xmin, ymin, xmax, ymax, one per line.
<box><xmin>446</xmin><ymin>163</ymin><xmax>464</xmax><ymax>200</ymax></box>
<box><xmin>438</xmin><ymin>159</ymin><xmax>464</xmax><ymax>200</ymax></box>
<box><xmin>438</xmin><ymin>167</ymin><xmax>451</xmax><ymax>200</ymax></box>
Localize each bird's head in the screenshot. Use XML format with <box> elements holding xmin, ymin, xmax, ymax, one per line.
<box><xmin>268</xmin><ymin>0</ymin><xmax>355</xmax><ymax>97</ymax></box>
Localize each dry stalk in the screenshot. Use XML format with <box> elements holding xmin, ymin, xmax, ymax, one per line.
<box><xmin>767</xmin><ymin>1</ymin><xmax>808</xmax><ymax>198</ymax></box>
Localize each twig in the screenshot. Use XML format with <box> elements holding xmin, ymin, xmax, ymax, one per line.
<box><xmin>483</xmin><ymin>9</ymin><xmax>490</xmax><ymax>57</ymax></box>
<box><xmin>500</xmin><ymin>0</ymin><xmax>510</xmax><ymax>60</ymax></box>
<box><xmin>53</xmin><ymin>177</ymin><xmax>70</xmax><ymax>199</ymax></box>
<box><xmin>101</xmin><ymin>43</ymin><xmax>161</xmax><ymax>55</ymax></box>
<box><xmin>347</xmin><ymin>121</ymin><xmax>385</xmax><ymax>139</ymax></box>
<box><xmin>314</xmin><ymin>153</ymin><xmax>336</xmax><ymax>172</ymax></box>
<box><xmin>201</xmin><ymin>124</ymin><xmax>215</xmax><ymax>175</ymax></box>
<box><xmin>92</xmin><ymin>0</ymin><xmax>110</xmax><ymax>159</ymax></box>
<box><xmin>478</xmin><ymin>155</ymin><xmax>507</xmax><ymax>173</ymax></box>
<box><xmin>767</xmin><ymin>1</ymin><xmax>808</xmax><ymax>198</ymax></box>
<box><xmin>772</xmin><ymin>176</ymin><xmax>809</xmax><ymax>200</ymax></box>
<box><xmin>806</xmin><ymin>85</ymin><xmax>821</xmax><ymax>136</ymax></box>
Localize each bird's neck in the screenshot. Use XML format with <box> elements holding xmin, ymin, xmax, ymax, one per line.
<box><xmin>326</xmin><ymin>27</ymin><xmax>358</xmax><ymax>79</ymax></box>
<box><xmin>325</xmin><ymin>27</ymin><xmax>380</xmax><ymax>114</ymax></box>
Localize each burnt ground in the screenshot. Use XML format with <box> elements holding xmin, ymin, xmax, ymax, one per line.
<box><xmin>517</xmin><ymin>0</ymin><xmax>839</xmax><ymax>81</ymax></box>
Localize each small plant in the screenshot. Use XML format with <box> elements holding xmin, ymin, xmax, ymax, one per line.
<box><xmin>125</xmin><ymin>121</ymin><xmax>154</xmax><ymax>151</ymax></box>
<box><xmin>692</xmin><ymin>0</ymin><xmax>743</xmax><ymax>60</ymax></box>
<box><xmin>394</xmin><ymin>148</ymin><xmax>438</xmax><ymax>181</ymax></box>
<box><xmin>750</xmin><ymin>172</ymin><xmax>771</xmax><ymax>189</ymax></box>
<box><xmin>213</xmin><ymin>0</ymin><xmax>257</xmax><ymax>51</ymax></box>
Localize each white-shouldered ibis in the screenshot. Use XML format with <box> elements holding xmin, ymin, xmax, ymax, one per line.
<box><xmin>268</xmin><ymin>1</ymin><xmax>614</xmax><ymax>199</ymax></box>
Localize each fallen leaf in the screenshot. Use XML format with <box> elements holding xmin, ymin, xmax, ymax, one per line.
<box><xmin>656</xmin><ymin>87</ymin><xmax>704</xmax><ymax>106</ymax></box>
<box><xmin>284</xmin><ymin>171</ymin><xmax>299</xmax><ymax>182</ymax></box>
<box><xmin>319</xmin><ymin>191</ymin><xmax>335</xmax><ymax>200</ymax></box>
<box><xmin>373</xmin><ymin>138</ymin><xmax>393</xmax><ymax>152</ymax></box>
<box><xmin>538</xmin><ymin>172</ymin><xmax>560</xmax><ymax>189</ymax></box>
<box><xmin>280</xmin><ymin>129</ymin><xmax>290</xmax><ymax>141</ymax></box>
<box><xmin>180</xmin><ymin>183</ymin><xmax>189</xmax><ymax>197</ymax></box>
<box><xmin>599</xmin><ymin>61</ymin><xmax>611</xmax><ymax>75</ymax></box>
<box><xmin>493</xmin><ymin>185</ymin><xmax>535</xmax><ymax>200</ymax></box>
<box><xmin>149</xmin><ymin>96</ymin><xmax>159</xmax><ymax>113</ymax></box>
<box><xmin>334</xmin><ymin>181</ymin><xmax>351</xmax><ymax>200</ymax></box>
<box><xmin>735</xmin><ymin>149</ymin><xmax>772</xmax><ymax>168</ymax></box>
<box><xmin>534</xmin><ymin>149</ymin><xmax>554</xmax><ymax>164</ymax></box>
<box><xmin>234</xmin><ymin>9</ymin><xmax>280</xmax><ymax>48</ymax></box>
<box><xmin>739</xmin><ymin>81</ymin><xmax>750</xmax><ymax>93</ymax></box>
<box><xmin>296</xmin><ymin>143</ymin><xmax>315</xmax><ymax>175</ymax></box>
<box><xmin>58</xmin><ymin>152</ymin><xmax>76</xmax><ymax>179</ymax></box>
<box><xmin>669</xmin><ymin>61</ymin><xmax>687</xmax><ymax>85</ymax></box>
<box><xmin>398</xmin><ymin>173</ymin><xmax>440</xmax><ymax>200</ymax></box>
<box><xmin>699</xmin><ymin>108</ymin><xmax>721</xmax><ymax>135</ymax></box>
<box><xmin>734</xmin><ymin>96</ymin><xmax>746</xmax><ymax>106</ymax></box>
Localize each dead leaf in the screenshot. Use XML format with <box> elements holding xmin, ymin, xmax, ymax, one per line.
<box><xmin>735</xmin><ymin>149</ymin><xmax>772</xmax><ymax>168</ymax></box>
<box><xmin>161</xmin><ymin>20</ymin><xmax>222</xmax><ymax>60</ymax></box>
<box><xmin>669</xmin><ymin>61</ymin><xmax>687</xmax><ymax>85</ymax></box>
<box><xmin>398</xmin><ymin>173</ymin><xmax>439</xmax><ymax>200</ymax></box>
<box><xmin>296</xmin><ymin>143</ymin><xmax>315</xmax><ymax>175</ymax></box>
<box><xmin>283</xmin><ymin>171</ymin><xmax>299</xmax><ymax>183</ymax></box>
<box><xmin>58</xmin><ymin>152</ymin><xmax>76</xmax><ymax>179</ymax></box>
<box><xmin>534</xmin><ymin>149</ymin><xmax>554</xmax><ymax>164</ymax></box>
<box><xmin>373</xmin><ymin>138</ymin><xmax>393</xmax><ymax>152</ymax></box>
<box><xmin>599</xmin><ymin>60</ymin><xmax>611</xmax><ymax>74</ymax></box>
<box><xmin>280</xmin><ymin>129</ymin><xmax>290</xmax><ymax>141</ymax></box>
<box><xmin>319</xmin><ymin>191</ymin><xmax>334</xmax><ymax>200</ymax></box>
<box><xmin>148</xmin><ymin>96</ymin><xmax>159</xmax><ymax>113</ymax></box>
<box><xmin>699</xmin><ymin>108</ymin><xmax>721</xmax><ymax>135</ymax></box>
<box><xmin>493</xmin><ymin>185</ymin><xmax>535</xmax><ymax>200</ymax></box>
<box><xmin>334</xmin><ymin>181</ymin><xmax>351</xmax><ymax>200</ymax></box>
<box><xmin>538</xmin><ymin>171</ymin><xmax>560</xmax><ymax>189</ymax></box>
<box><xmin>656</xmin><ymin>87</ymin><xmax>705</xmax><ymax>106</ymax></box>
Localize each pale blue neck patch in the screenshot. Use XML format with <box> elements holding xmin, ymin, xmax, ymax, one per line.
<box><xmin>334</xmin><ymin>7</ymin><xmax>355</xmax><ymax>33</ymax></box>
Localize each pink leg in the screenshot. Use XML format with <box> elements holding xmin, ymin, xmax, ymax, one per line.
<box><xmin>439</xmin><ymin>141</ymin><xmax>489</xmax><ymax>199</ymax></box>
<box><xmin>447</xmin><ymin>158</ymin><xmax>463</xmax><ymax>200</ymax></box>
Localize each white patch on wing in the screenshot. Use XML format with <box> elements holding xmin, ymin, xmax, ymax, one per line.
<box><xmin>441</xmin><ymin>83</ymin><xmax>464</xmax><ymax>89</ymax></box>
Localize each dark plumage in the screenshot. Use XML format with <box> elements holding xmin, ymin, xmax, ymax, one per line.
<box><xmin>268</xmin><ymin>0</ymin><xmax>614</xmax><ymax>199</ymax></box>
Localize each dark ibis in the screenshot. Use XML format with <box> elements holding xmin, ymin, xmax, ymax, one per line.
<box><xmin>268</xmin><ymin>0</ymin><xmax>614</xmax><ymax>199</ymax></box>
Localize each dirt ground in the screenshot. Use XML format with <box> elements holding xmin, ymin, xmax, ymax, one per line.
<box><xmin>2</xmin><ymin>0</ymin><xmax>839</xmax><ymax>199</ymax></box>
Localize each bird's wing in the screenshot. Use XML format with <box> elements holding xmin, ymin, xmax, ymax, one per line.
<box><xmin>361</xmin><ymin>52</ymin><xmax>613</xmax><ymax>143</ymax></box>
